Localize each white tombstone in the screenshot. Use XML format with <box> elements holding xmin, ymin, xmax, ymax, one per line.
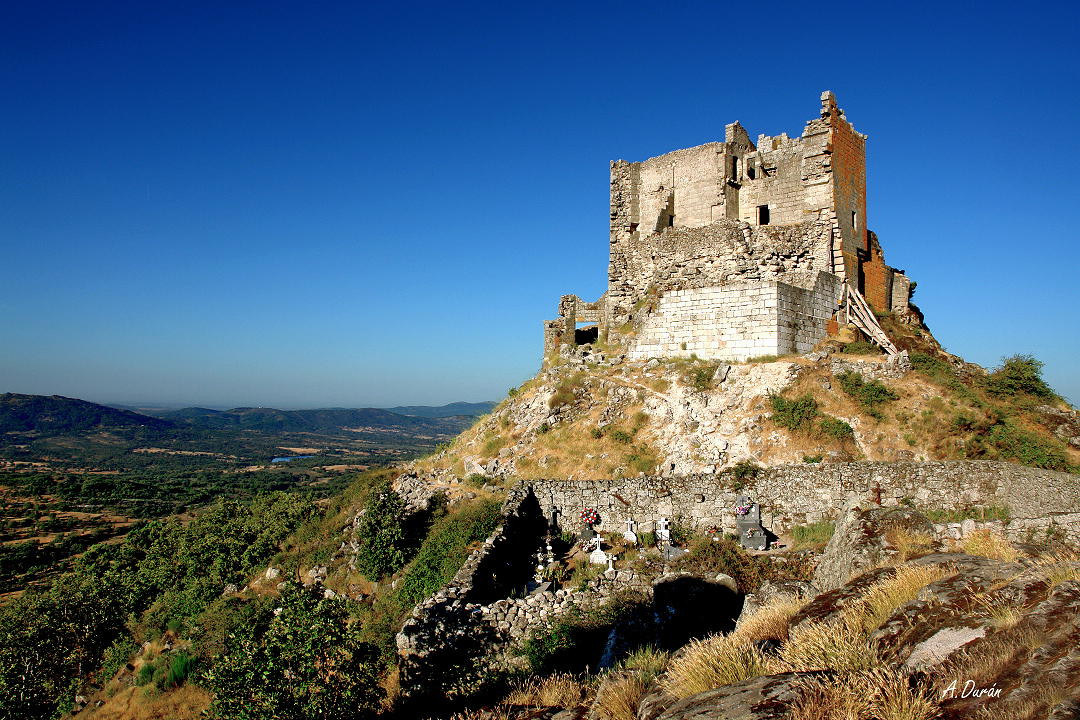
<box><xmin>590</xmin><ymin>546</ymin><xmax>609</xmax><ymax>565</ymax></box>
<box><xmin>657</xmin><ymin>517</ymin><xmax>672</xmax><ymax>543</ymax></box>
<box><xmin>606</xmin><ymin>554</ymin><xmax>616</xmax><ymax>572</ymax></box>
<box><xmin>622</xmin><ymin>519</ymin><xmax>638</xmax><ymax>544</ymax></box>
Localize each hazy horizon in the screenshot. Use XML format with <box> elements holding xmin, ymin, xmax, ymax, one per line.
<box><xmin>3</xmin><ymin>1</ymin><xmax>1078</xmax><ymax>407</ymax></box>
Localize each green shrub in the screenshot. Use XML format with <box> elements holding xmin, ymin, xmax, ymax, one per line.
<box><xmin>684</xmin><ymin>366</ymin><xmax>715</xmax><ymax>392</ymax></box>
<box><xmin>203</xmin><ymin>585</ymin><xmax>383</xmax><ymax>720</ymax></box>
<box><xmin>395</xmin><ymin>499</ymin><xmax>502</xmax><ymax>608</ymax></box>
<box><xmin>519</xmin><ymin>594</ymin><xmax>646</xmax><ymax>673</ymax></box>
<box><xmin>987</xmin><ymin>354</ymin><xmax>1057</xmax><ymax>399</ymax></box>
<box><xmin>985</xmin><ymin>419</ymin><xmax>1070</xmax><ymax>471</ymax></box>
<box><xmin>464</xmin><ymin>473</ymin><xmax>487</xmax><ymax>489</ymax></box>
<box><xmin>353</xmin><ymin>484</ymin><xmax>409</xmax><ymax>581</ymax></box>
<box><xmin>835</xmin><ymin>370</ymin><xmax>898</xmax><ymax>418</ymax></box>
<box><xmin>731</xmin><ymin>460</ymin><xmax>761</xmax><ymax>484</ymax></box>
<box><xmin>803</xmin><ymin>454</ymin><xmax>823</xmax><ymax>463</ymax></box>
<box><xmin>671</xmin><ymin>537</ymin><xmax>768</xmax><ymax>592</ymax></box>
<box><xmin>819</xmin><ymin>416</ymin><xmax>854</xmax><ymax>440</ymax></box>
<box><xmin>769</xmin><ymin>394</ymin><xmax>819</xmax><ymax>432</ymax></box>
<box><xmin>610</xmin><ymin>429</ymin><xmax>633</xmax><ymax>444</ymax></box>
<box><xmin>163</xmin><ymin>651</ymin><xmax>194</xmax><ymax>688</ymax></box>
<box><xmin>538</xmin><ymin>422</ymin><xmax>551</xmax><ymax>434</ymax></box>
<box><xmin>590</xmin><ymin>427</ymin><xmax>604</xmax><ymax>439</ymax></box>
<box><xmin>639</xmin><ymin>531</ymin><xmax>657</xmax><ymax>547</ymax></box>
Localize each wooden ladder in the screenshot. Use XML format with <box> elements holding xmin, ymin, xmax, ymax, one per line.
<box><xmin>839</xmin><ymin>283</ymin><xmax>900</xmax><ymax>355</ymax></box>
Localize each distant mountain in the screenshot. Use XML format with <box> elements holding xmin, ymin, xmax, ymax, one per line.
<box><xmin>385</xmin><ymin>401</ymin><xmax>496</xmax><ymax>418</ymax></box>
<box><xmin>158</xmin><ymin>406</ymin><xmax>466</xmax><ymax>434</ymax></box>
<box><xmin>0</xmin><ymin>394</ymin><xmax>174</xmax><ymax>437</ymax></box>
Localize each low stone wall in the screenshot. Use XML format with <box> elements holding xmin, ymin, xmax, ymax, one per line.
<box><xmin>529</xmin><ymin>461</ymin><xmax>1080</xmax><ymax>545</ymax></box>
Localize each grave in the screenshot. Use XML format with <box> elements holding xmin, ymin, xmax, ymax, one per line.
<box><xmin>623</xmin><ymin>519</ymin><xmax>638</xmax><ymax>545</ymax></box>
<box><xmin>657</xmin><ymin>517</ymin><xmax>672</xmax><ymax>544</ymax></box>
<box><xmin>734</xmin><ymin>496</ymin><xmax>767</xmax><ymax>551</ymax></box>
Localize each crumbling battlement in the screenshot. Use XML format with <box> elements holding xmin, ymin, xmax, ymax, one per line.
<box><xmin>544</xmin><ymin>91</ymin><xmax>914</xmax><ymax>363</ymax></box>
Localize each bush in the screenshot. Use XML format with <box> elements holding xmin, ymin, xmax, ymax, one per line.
<box><xmin>731</xmin><ymin>460</ymin><xmax>761</xmax><ymax>484</ymax></box>
<box><xmin>353</xmin><ymin>484</ymin><xmax>409</xmax><ymax>580</ymax></box>
<box><xmin>803</xmin><ymin>454</ymin><xmax>823</xmax><ymax>463</ymax></box>
<box><xmin>819</xmin><ymin>416</ymin><xmax>854</xmax><ymax>441</ymax></box>
<box><xmin>769</xmin><ymin>394</ymin><xmax>819</xmax><ymax>432</ymax></box>
<box><xmin>835</xmin><ymin>370</ymin><xmax>897</xmax><ymax>418</ymax></box>
<box><xmin>987</xmin><ymin>354</ymin><xmax>1056</xmax><ymax>399</ymax></box>
<box><xmin>610</xmin><ymin>429</ymin><xmax>633</xmax><ymax>444</ymax></box>
<box><xmin>671</xmin><ymin>536</ymin><xmax>769</xmax><ymax>592</ymax></box>
<box><xmin>202</xmin><ymin>585</ymin><xmax>384</xmax><ymax>720</ymax></box>
<box><xmin>538</xmin><ymin>422</ymin><xmax>551</xmax><ymax>434</ymax></box>
<box><xmin>684</xmin><ymin>366</ymin><xmax>715</xmax><ymax>392</ymax></box>
<box><xmin>590</xmin><ymin>427</ymin><xmax>604</xmax><ymax>439</ymax></box>
<box><xmin>984</xmin><ymin>419</ymin><xmax>1070</xmax><ymax>471</ymax></box>
<box><xmin>395</xmin><ymin>499</ymin><xmax>502</xmax><ymax>608</ymax></box>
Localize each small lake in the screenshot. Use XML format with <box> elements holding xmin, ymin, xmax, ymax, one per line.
<box><xmin>270</xmin><ymin>455</ymin><xmax>314</xmax><ymax>463</ymax></box>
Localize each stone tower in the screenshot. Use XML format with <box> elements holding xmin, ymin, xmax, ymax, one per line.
<box><xmin>545</xmin><ymin>92</ymin><xmax>911</xmax><ymax>362</ymax></box>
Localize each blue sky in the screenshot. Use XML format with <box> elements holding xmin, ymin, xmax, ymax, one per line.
<box><xmin>2</xmin><ymin>0</ymin><xmax>1078</xmax><ymax>408</ymax></box>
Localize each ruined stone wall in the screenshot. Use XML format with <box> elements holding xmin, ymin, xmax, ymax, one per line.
<box><xmin>628</xmin><ymin>271</ymin><xmax>841</xmax><ymax>361</ymax></box>
<box><xmin>528</xmin><ymin>461</ymin><xmax>1080</xmax><ymax>545</ymax></box>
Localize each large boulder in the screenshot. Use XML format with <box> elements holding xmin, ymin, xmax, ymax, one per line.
<box><xmin>811</xmin><ymin>503</ymin><xmax>936</xmax><ymax>592</ymax></box>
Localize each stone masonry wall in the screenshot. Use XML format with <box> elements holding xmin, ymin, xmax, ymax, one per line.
<box><xmin>628</xmin><ymin>271</ymin><xmax>841</xmax><ymax>361</ymax></box>
<box><xmin>527</xmin><ymin>461</ymin><xmax>1080</xmax><ymax>546</ymax></box>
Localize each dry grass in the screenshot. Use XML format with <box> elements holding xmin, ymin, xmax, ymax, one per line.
<box><xmin>886</xmin><ymin>527</ymin><xmax>936</xmax><ymax>563</ymax></box>
<box><xmin>732</xmin><ymin>595</ymin><xmax>808</xmax><ymax>645</ymax></box>
<box><xmin>777</xmin><ymin>614</ymin><xmax>882</xmax><ymax>673</ymax></box>
<box><xmin>1029</xmin><ymin>549</ymin><xmax>1080</xmax><ymax>588</ymax></box>
<box><xmin>942</xmin><ymin>627</ymin><xmax>1042</xmax><ymax>687</ymax></box>
<box><xmin>956</xmin><ymin>529</ymin><xmax>1020</xmax><ymax>562</ymax></box>
<box><xmin>592</xmin><ymin>674</ymin><xmax>647</xmax><ymax>720</ymax></box>
<box><xmin>778</xmin><ymin>565</ymin><xmax>947</xmax><ymax>674</ymax></box>
<box><xmin>503</xmin><ymin>672</ymin><xmax>591</xmax><ymax>708</ymax></box>
<box><xmin>789</xmin><ymin>668</ymin><xmax>940</xmax><ymax>720</ymax></box>
<box><xmin>77</xmin><ymin>684</ymin><xmax>212</xmax><ymax>720</ymax></box>
<box><xmin>660</xmin><ymin>635</ymin><xmax>770</xmax><ymax>698</ymax></box>
<box><xmin>660</xmin><ymin>595</ymin><xmax>806</xmax><ymax>699</ymax></box>
<box><xmin>849</xmin><ymin>564</ymin><xmax>948</xmax><ymax>632</ymax></box>
<box><xmin>971</xmin><ymin>595</ymin><xmax>1024</xmax><ymax>630</ymax></box>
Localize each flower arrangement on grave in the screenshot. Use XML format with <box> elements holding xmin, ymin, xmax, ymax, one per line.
<box><xmin>706</xmin><ymin>525</ymin><xmax>721</xmax><ymax>541</ymax></box>
<box><xmin>580</xmin><ymin>507</ymin><xmax>599</xmax><ymax>526</ymax></box>
<box><xmin>733</xmin><ymin>503</ymin><xmax>753</xmax><ymax>516</ymax></box>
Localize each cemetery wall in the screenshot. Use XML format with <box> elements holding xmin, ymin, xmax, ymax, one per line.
<box><xmin>529</xmin><ymin>461</ymin><xmax>1080</xmax><ymax>545</ymax></box>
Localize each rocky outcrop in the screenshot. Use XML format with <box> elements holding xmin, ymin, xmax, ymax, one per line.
<box><xmin>810</xmin><ymin>503</ymin><xmax>936</xmax><ymax>592</ymax></box>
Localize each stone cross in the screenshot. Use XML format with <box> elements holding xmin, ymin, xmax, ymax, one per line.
<box><xmin>657</xmin><ymin>517</ymin><xmax>671</xmax><ymax>543</ymax></box>
<box><xmin>623</xmin><ymin>518</ymin><xmax>638</xmax><ymax>544</ymax></box>
<box><xmin>606</xmin><ymin>554</ymin><xmax>615</xmax><ymax>572</ymax></box>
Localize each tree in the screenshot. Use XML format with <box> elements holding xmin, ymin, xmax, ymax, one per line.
<box><xmin>354</xmin><ymin>485</ymin><xmax>408</xmax><ymax>580</ymax></box>
<box><xmin>202</xmin><ymin>584</ymin><xmax>383</xmax><ymax>720</ymax></box>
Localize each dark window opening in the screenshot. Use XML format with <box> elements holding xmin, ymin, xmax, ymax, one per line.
<box><xmin>667</xmin><ymin>214</ymin><xmax>675</xmax><ymax>227</ymax></box>
<box><xmin>757</xmin><ymin>205</ymin><xmax>770</xmax><ymax>225</ymax></box>
<box><xmin>730</xmin><ymin>156</ymin><xmax>739</xmax><ymax>180</ymax></box>
<box><xmin>629</xmin><ymin>222</ymin><xmax>639</xmax><ymax>233</ymax></box>
<box><xmin>574</xmin><ymin>324</ymin><xmax>598</xmax><ymax>345</ymax></box>
<box><xmin>851</xmin><ymin>210</ymin><xmax>857</xmax><ymax>230</ymax></box>
<box><xmin>747</xmin><ymin>165</ymin><xmax>756</xmax><ymax>180</ymax></box>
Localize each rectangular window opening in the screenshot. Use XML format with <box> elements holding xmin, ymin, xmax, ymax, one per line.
<box><xmin>747</xmin><ymin>165</ymin><xmax>756</xmax><ymax>180</ymax></box>
<box><xmin>730</xmin><ymin>156</ymin><xmax>739</xmax><ymax>180</ymax></box>
<box><xmin>757</xmin><ymin>205</ymin><xmax>770</xmax><ymax>225</ymax></box>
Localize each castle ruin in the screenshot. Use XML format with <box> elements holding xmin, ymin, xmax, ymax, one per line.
<box><xmin>544</xmin><ymin>91</ymin><xmax>912</xmax><ymax>361</ymax></box>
